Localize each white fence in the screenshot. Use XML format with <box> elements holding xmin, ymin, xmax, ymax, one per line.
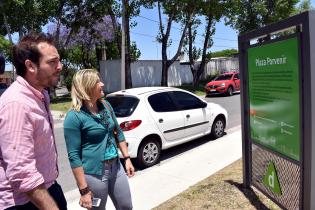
<box><xmin>100</xmin><ymin>60</ymin><xmax>193</xmax><ymax>93</ymax></box>
<box><xmin>100</xmin><ymin>57</ymin><xmax>239</xmax><ymax>93</ymax></box>
<box><xmin>203</xmin><ymin>57</ymin><xmax>239</xmax><ymax>78</ymax></box>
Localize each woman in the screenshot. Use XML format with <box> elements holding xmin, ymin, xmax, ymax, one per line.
<box><xmin>64</xmin><ymin>69</ymin><xmax>134</xmax><ymax>210</ymax></box>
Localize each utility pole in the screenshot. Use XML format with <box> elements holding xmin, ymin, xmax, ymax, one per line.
<box><xmin>121</xmin><ymin>1</ymin><xmax>126</xmax><ymax>90</ymax></box>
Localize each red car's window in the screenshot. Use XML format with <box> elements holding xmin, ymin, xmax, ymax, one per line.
<box><xmin>214</xmin><ymin>74</ymin><xmax>233</xmax><ymax>81</ymax></box>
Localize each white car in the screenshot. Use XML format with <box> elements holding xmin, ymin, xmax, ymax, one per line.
<box><xmin>107</xmin><ymin>87</ymin><xmax>228</xmax><ymax>168</ymax></box>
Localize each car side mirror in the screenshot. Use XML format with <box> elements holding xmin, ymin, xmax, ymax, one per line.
<box><xmin>201</xmin><ymin>102</ymin><xmax>207</xmax><ymax>108</ymax></box>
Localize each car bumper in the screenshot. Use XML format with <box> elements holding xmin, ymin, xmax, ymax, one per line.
<box><xmin>118</xmin><ymin>136</ymin><xmax>140</xmax><ymax>158</ymax></box>
<box><xmin>205</xmin><ymin>87</ymin><xmax>227</xmax><ymax>95</ymax></box>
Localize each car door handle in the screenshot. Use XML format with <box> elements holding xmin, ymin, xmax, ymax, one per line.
<box><xmin>186</xmin><ymin>114</ymin><xmax>190</xmax><ymax>118</ymax></box>
<box><xmin>159</xmin><ymin>119</ymin><xmax>163</xmax><ymax>123</ymax></box>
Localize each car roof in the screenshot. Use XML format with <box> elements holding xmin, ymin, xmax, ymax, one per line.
<box><xmin>107</xmin><ymin>86</ymin><xmax>186</xmax><ymax>97</ymax></box>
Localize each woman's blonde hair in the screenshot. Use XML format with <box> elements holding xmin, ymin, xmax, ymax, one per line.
<box><xmin>71</xmin><ymin>69</ymin><xmax>101</xmax><ymax>111</ymax></box>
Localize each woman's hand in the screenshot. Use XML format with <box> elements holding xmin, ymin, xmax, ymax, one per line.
<box><xmin>79</xmin><ymin>191</ymin><xmax>93</xmax><ymax>210</ymax></box>
<box><xmin>125</xmin><ymin>158</ymin><xmax>135</xmax><ymax>177</ymax></box>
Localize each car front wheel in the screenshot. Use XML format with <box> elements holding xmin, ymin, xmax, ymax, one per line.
<box><xmin>211</xmin><ymin>117</ymin><xmax>225</xmax><ymax>139</ymax></box>
<box><xmin>227</xmin><ymin>86</ymin><xmax>233</xmax><ymax>96</ymax></box>
<box><xmin>137</xmin><ymin>139</ymin><xmax>161</xmax><ymax>168</ymax></box>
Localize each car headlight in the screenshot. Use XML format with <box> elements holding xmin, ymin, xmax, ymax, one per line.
<box><xmin>219</xmin><ymin>83</ymin><xmax>225</xmax><ymax>87</ymax></box>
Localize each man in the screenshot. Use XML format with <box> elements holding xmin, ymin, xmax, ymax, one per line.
<box><xmin>0</xmin><ymin>33</ymin><xmax>67</xmax><ymax>210</ymax></box>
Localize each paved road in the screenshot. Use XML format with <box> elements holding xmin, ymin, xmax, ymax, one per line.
<box><xmin>204</xmin><ymin>93</ymin><xmax>241</xmax><ymax>129</ymax></box>
<box><xmin>55</xmin><ymin>93</ymin><xmax>241</xmax><ymax>193</ymax></box>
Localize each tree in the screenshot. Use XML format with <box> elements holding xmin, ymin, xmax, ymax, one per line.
<box><xmin>48</xmin><ymin>16</ymin><xmax>116</xmax><ymax>68</ymax></box>
<box><xmin>0</xmin><ymin>0</ymin><xmax>58</xmax><ymax>39</ymax></box>
<box><xmin>48</xmin><ymin>16</ymin><xmax>116</xmax><ymax>91</ymax></box>
<box><xmin>293</xmin><ymin>0</ymin><xmax>313</xmax><ymax>14</ymax></box>
<box><xmin>109</xmin><ymin>0</ymin><xmax>152</xmax><ymax>88</ymax></box>
<box><xmin>157</xmin><ymin>0</ymin><xmax>195</xmax><ymax>86</ymax></box>
<box><xmin>0</xmin><ymin>35</ymin><xmax>11</xmax><ymax>62</ymax></box>
<box><xmin>224</xmin><ymin>0</ymin><xmax>299</xmax><ymax>34</ymax></box>
<box><xmin>0</xmin><ymin>0</ymin><xmax>58</xmax><ymax>90</ymax></box>
<box><xmin>184</xmin><ymin>0</ymin><xmax>226</xmax><ymax>88</ymax></box>
<box><xmin>46</xmin><ymin>0</ymin><xmax>117</xmax><ymax>93</ymax></box>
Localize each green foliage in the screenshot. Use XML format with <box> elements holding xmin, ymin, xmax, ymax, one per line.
<box><xmin>293</xmin><ymin>0</ymin><xmax>313</xmax><ymax>14</ymax></box>
<box><xmin>203</xmin><ymin>70</ymin><xmax>220</xmax><ymax>82</ymax></box>
<box><xmin>130</xmin><ymin>41</ymin><xmax>141</xmax><ymax>61</ymax></box>
<box><xmin>224</xmin><ymin>0</ymin><xmax>299</xmax><ymax>34</ymax></box>
<box><xmin>175</xmin><ymin>84</ymin><xmax>205</xmax><ymax>96</ymax></box>
<box><xmin>208</xmin><ymin>49</ymin><xmax>238</xmax><ymax>58</ymax></box>
<box><xmin>104</xmin><ymin>41</ymin><xmax>120</xmax><ymax>60</ymax></box>
<box><xmin>0</xmin><ymin>0</ymin><xmax>58</xmax><ymax>37</ymax></box>
<box><xmin>0</xmin><ymin>35</ymin><xmax>11</xmax><ymax>61</ymax></box>
<box><xmin>62</xmin><ymin>67</ymin><xmax>76</xmax><ymax>92</ymax></box>
<box><xmin>181</xmin><ymin>0</ymin><xmax>227</xmax><ymax>88</ymax></box>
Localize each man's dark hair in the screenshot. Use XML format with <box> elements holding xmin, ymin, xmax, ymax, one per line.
<box><xmin>13</xmin><ymin>32</ymin><xmax>55</xmax><ymax>77</ymax></box>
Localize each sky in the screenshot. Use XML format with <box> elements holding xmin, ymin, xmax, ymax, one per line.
<box><xmin>132</xmin><ymin>7</ymin><xmax>238</xmax><ymax>60</ymax></box>
<box><xmin>131</xmin><ymin>0</ymin><xmax>315</xmax><ymax>60</ymax></box>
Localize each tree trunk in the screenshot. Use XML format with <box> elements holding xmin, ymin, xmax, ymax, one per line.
<box><xmin>124</xmin><ymin>0</ymin><xmax>132</xmax><ymax>89</ymax></box>
<box><xmin>3</xmin><ymin>13</ymin><xmax>13</xmax><ymax>44</ymax></box>
<box><xmin>193</xmin><ymin>15</ymin><xmax>214</xmax><ymax>88</ymax></box>
<box><xmin>161</xmin><ymin>40</ymin><xmax>168</xmax><ymax>86</ymax></box>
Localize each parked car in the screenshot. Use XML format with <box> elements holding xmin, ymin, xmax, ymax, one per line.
<box><xmin>0</xmin><ymin>83</ymin><xmax>8</xmax><ymax>96</ymax></box>
<box><xmin>107</xmin><ymin>87</ymin><xmax>228</xmax><ymax>168</ymax></box>
<box><xmin>205</xmin><ymin>72</ymin><xmax>240</xmax><ymax>96</ymax></box>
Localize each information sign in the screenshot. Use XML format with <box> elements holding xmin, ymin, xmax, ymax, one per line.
<box><xmin>248</xmin><ymin>37</ymin><xmax>300</xmax><ymax>161</ymax></box>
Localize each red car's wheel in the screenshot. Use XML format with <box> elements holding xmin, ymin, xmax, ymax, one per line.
<box><xmin>227</xmin><ymin>86</ymin><xmax>233</xmax><ymax>96</ymax></box>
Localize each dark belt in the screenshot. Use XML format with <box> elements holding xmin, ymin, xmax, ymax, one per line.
<box><xmin>103</xmin><ymin>157</ymin><xmax>117</xmax><ymax>164</ymax></box>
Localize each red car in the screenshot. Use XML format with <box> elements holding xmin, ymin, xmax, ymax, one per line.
<box><xmin>205</xmin><ymin>72</ymin><xmax>240</xmax><ymax>96</ymax></box>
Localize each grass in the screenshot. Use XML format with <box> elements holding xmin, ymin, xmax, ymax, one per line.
<box><xmin>154</xmin><ymin>159</ymin><xmax>281</xmax><ymax>210</ymax></box>
<box><xmin>50</xmin><ymin>95</ymin><xmax>71</xmax><ymax>113</ymax></box>
<box><xmin>175</xmin><ymin>82</ymin><xmax>207</xmax><ymax>96</ymax></box>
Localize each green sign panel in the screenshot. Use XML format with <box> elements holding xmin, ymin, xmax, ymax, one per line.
<box><xmin>248</xmin><ymin>37</ymin><xmax>300</xmax><ymax>161</ymax></box>
<box><xmin>263</xmin><ymin>162</ymin><xmax>282</xmax><ymax>196</ymax></box>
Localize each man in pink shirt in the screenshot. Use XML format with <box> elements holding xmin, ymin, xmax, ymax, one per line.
<box><xmin>0</xmin><ymin>33</ymin><xmax>67</xmax><ymax>210</ymax></box>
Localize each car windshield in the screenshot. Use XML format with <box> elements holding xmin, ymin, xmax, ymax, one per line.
<box><xmin>214</xmin><ymin>74</ymin><xmax>232</xmax><ymax>81</ymax></box>
<box><xmin>106</xmin><ymin>95</ymin><xmax>139</xmax><ymax>117</ymax></box>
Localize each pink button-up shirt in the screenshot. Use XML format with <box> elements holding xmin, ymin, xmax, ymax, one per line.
<box><xmin>0</xmin><ymin>76</ymin><xmax>58</xmax><ymax>209</ymax></box>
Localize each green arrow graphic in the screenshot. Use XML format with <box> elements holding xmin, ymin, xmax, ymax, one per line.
<box><xmin>263</xmin><ymin>162</ymin><xmax>282</xmax><ymax>196</ymax></box>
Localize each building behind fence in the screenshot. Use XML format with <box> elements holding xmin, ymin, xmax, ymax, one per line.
<box><xmin>204</xmin><ymin>56</ymin><xmax>239</xmax><ymax>78</ymax></box>
<box><xmin>100</xmin><ymin>57</ymin><xmax>239</xmax><ymax>93</ymax></box>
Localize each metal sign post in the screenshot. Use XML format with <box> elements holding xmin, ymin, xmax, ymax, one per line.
<box><xmin>239</xmin><ymin>11</ymin><xmax>315</xmax><ymax>210</ymax></box>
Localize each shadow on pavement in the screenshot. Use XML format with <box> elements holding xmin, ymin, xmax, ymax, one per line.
<box><xmin>206</xmin><ymin>92</ymin><xmax>240</xmax><ymax>98</ymax></box>
<box><xmin>225</xmin><ymin>180</ymin><xmax>271</xmax><ymax>210</ymax></box>
<box><xmin>159</xmin><ymin>132</ymin><xmax>227</xmax><ymax>162</ymax></box>
<box><xmin>131</xmin><ymin>132</ymin><xmax>227</xmax><ymax>171</ymax></box>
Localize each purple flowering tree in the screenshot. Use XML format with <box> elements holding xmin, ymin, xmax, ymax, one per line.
<box><xmin>48</xmin><ymin>15</ymin><xmax>115</xmax><ymax>69</ymax></box>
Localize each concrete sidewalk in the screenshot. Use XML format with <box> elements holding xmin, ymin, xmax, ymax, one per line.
<box><xmin>65</xmin><ymin>126</ymin><xmax>242</xmax><ymax>210</ymax></box>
